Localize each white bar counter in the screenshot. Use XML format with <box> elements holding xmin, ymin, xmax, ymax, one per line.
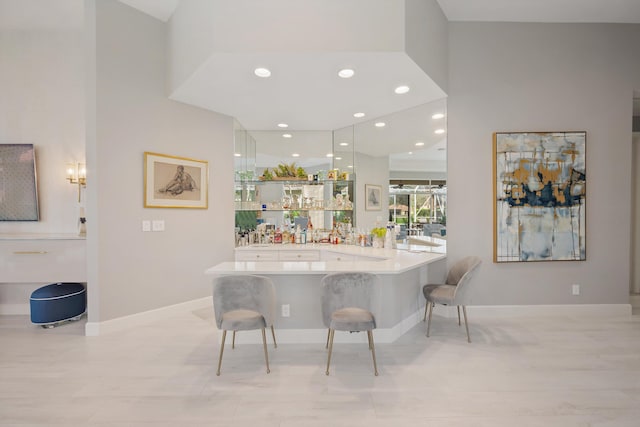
<box><xmin>205</xmin><ymin>243</ymin><xmax>446</xmax><ymax>343</ymax></box>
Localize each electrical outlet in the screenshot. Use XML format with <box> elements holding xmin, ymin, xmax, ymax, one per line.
<box><xmin>281</xmin><ymin>304</ymin><xmax>290</xmax><ymax>317</ymax></box>
<box><xmin>572</xmin><ymin>284</ymin><xmax>580</xmax><ymax>296</ymax></box>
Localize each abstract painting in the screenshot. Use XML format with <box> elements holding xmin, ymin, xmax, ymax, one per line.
<box><xmin>493</xmin><ymin>132</ymin><xmax>586</xmax><ymax>262</ymax></box>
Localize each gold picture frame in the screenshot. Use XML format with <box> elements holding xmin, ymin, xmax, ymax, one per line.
<box><xmin>493</xmin><ymin>131</ymin><xmax>586</xmax><ymax>262</ymax></box>
<box><xmin>144</xmin><ymin>152</ymin><xmax>208</xmax><ymax>209</ymax></box>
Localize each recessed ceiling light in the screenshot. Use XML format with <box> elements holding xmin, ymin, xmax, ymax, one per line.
<box><xmin>335</xmin><ymin>157</ymin><xmax>342</xmax><ymax>160</ymax></box>
<box><xmin>254</xmin><ymin>67</ymin><xmax>271</xmax><ymax>77</ymax></box>
<box><xmin>338</xmin><ymin>68</ymin><xmax>355</xmax><ymax>78</ymax></box>
<box><xmin>326</xmin><ymin>153</ymin><xmax>334</xmax><ymax>158</ymax></box>
<box><xmin>432</xmin><ymin>113</ymin><xmax>445</xmax><ymax>119</ymax></box>
<box><xmin>339</xmin><ymin>142</ymin><xmax>349</xmax><ymax>146</ymax></box>
<box><xmin>434</xmin><ymin>129</ymin><xmax>445</xmax><ymax>134</ymax></box>
<box><xmin>353</xmin><ymin>112</ymin><xmax>365</xmax><ymax>118</ymax></box>
<box><xmin>415</xmin><ymin>142</ymin><xmax>425</xmax><ymax>147</ymax></box>
<box><xmin>234</xmin><ymin>153</ymin><xmax>242</xmax><ymax>157</ymax></box>
<box><xmin>292</xmin><ymin>153</ymin><xmax>300</xmax><ymax>157</ymax></box>
<box><xmin>277</xmin><ymin>123</ymin><xmax>288</xmax><ymax>128</ymax></box>
<box><xmin>408</xmin><ymin>151</ymin><xmax>413</xmax><ymax>155</ymax></box>
<box><xmin>394</xmin><ymin>85</ymin><xmax>410</xmax><ymax>94</ymax></box>
<box><xmin>282</xmin><ymin>133</ymin><xmax>292</xmax><ymax>138</ymax></box>
<box><xmin>375</xmin><ymin>122</ymin><xmax>386</xmax><ymax>128</ymax></box>
<box><xmin>347</xmin><ymin>165</ymin><xmax>353</xmax><ymax>169</ymax></box>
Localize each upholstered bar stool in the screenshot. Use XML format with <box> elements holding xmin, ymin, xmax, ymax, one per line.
<box><xmin>422</xmin><ymin>256</ymin><xmax>481</xmax><ymax>342</ymax></box>
<box><xmin>321</xmin><ymin>272</ymin><xmax>380</xmax><ymax>376</ymax></box>
<box><xmin>212</xmin><ymin>275</ymin><xmax>277</xmax><ymax>375</ymax></box>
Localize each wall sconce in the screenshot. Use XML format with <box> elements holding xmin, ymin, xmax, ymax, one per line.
<box><xmin>66</xmin><ymin>162</ymin><xmax>86</xmax><ymax>202</ymax></box>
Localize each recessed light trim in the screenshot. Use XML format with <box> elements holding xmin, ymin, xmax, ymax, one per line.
<box><xmin>338</xmin><ymin>68</ymin><xmax>355</xmax><ymax>78</ymax></box>
<box><xmin>432</xmin><ymin>113</ymin><xmax>445</xmax><ymax>119</ymax></box>
<box><xmin>339</xmin><ymin>142</ymin><xmax>349</xmax><ymax>147</ymax></box>
<box><xmin>292</xmin><ymin>153</ymin><xmax>300</xmax><ymax>157</ymax></box>
<box><xmin>394</xmin><ymin>85</ymin><xmax>410</xmax><ymax>94</ymax></box>
<box><xmin>282</xmin><ymin>133</ymin><xmax>292</xmax><ymax>138</ymax></box>
<box><xmin>277</xmin><ymin>123</ymin><xmax>288</xmax><ymax>128</ymax></box>
<box><xmin>353</xmin><ymin>112</ymin><xmax>365</xmax><ymax>118</ymax></box>
<box><xmin>326</xmin><ymin>153</ymin><xmax>334</xmax><ymax>158</ymax></box>
<box><xmin>335</xmin><ymin>157</ymin><xmax>342</xmax><ymax>160</ymax></box>
<box><xmin>415</xmin><ymin>142</ymin><xmax>425</xmax><ymax>147</ymax></box>
<box><xmin>254</xmin><ymin>67</ymin><xmax>271</xmax><ymax>77</ymax></box>
<box><xmin>234</xmin><ymin>153</ymin><xmax>242</xmax><ymax>157</ymax></box>
<box><xmin>347</xmin><ymin>165</ymin><xmax>353</xmax><ymax>169</ymax></box>
<box><xmin>375</xmin><ymin>122</ymin><xmax>386</xmax><ymax>128</ymax></box>
<box><xmin>434</xmin><ymin>129</ymin><xmax>445</xmax><ymax>135</ymax></box>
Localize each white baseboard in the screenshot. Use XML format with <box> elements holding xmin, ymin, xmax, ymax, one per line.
<box><xmin>85</xmin><ymin>297</ymin><xmax>211</xmax><ymax>336</ymax></box>
<box><xmin>82</xmin><ymin>299</ymin><xmax>633</xmax><ymax>339</ymax></box>
<box><xmin>433</xmin><ymin>304</ymin><xmax>632</xmax><ymax>318</ymax></box>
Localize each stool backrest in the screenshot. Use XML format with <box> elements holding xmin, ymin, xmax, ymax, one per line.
<box><xmin>212</xmin><ymin>275</ymin><xmax>276</xmax><ymax>328</ymax></box>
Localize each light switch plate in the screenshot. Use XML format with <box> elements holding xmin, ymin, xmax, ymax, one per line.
<box><xmin>142</xmin><ymin>220</ymin><xmax>151</xmax><ymax>232</ymax></box>
<box><xmin>152</xmin><ymin>220</ymin><xmax>165</xmax><ymax>232</ymax></box>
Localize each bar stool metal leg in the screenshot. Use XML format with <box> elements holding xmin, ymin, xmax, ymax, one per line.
<box><xmin>325</xmin><ymin>329</ymin><xmax>335</xmax><ymax>375</ymax></box>
<box><xmin>261</xmin><ymin>328</ymin><xmax>271</xmax><ymax>373</ymax></box>
<box><xmin>368</xmin><ymin>330</ymin><xmax>379</xmax><ymax>376</ymax></box>
<box><xmin>271</xmin><ymin>325</ymin><xmax>277</xmax><ymax>348</ymax></box>
<box><xmin>426</xmin><ymin>301</ymin><xmax>434</xmax><ymax>337</ymax></box>
<box><xmin>216</xmin><ymin>330</ymin><xmax>227</xmax><ymax>376</ymax></box>
<box><xmin>462</xmin><ymin>305</ymin><xmax>471</xmax><ymax>343</ymax></box>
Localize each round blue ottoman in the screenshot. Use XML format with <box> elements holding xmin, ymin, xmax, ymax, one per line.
<box><xmin>30</xmin><ymin>283</ymin><xmax>86</xmax><ymax>327</ymax></box>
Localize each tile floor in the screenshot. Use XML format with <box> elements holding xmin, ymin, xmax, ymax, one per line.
<box><xmin>0</xmin><ymin>307</ymin><xmax>639</xmax><ymax>426</ymax></box>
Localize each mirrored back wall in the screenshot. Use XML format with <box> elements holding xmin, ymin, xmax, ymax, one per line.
<box><xmin>234</xmin><ymin>98</ymin><xmax>446</xmax><ymax>179</ymax></box>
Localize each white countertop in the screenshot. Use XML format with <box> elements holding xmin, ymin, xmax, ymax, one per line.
<box><xmin>205</xmin><ymin>243</ymin><xmax>445</xmax><ymax>276</ymax></box>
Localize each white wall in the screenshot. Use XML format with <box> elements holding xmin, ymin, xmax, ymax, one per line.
<box><xmin>405</xmin><ymin>0</ymin><xmax>448</xmax><ymax>93</ymax></box>
<box><xmin>448</xmin><ymin>23</ymin><xmax>640</xmax><ymax>305</ymax></box>
<box><xmin>86</xmin><ymin>0</ymin><xmax>234</xmax><ymax>323</ymax></box>
<box><xmin>355</xmin><ymin>152</ymin><xmax>389</xmax><ymax>230</ymax></box>
<box><xmin>0</xmin><ymin>29</ymin><xmax>84</xmax><ymax>234</ymax></box>
<box><xmin>0</xmin><ymin>25</ymin><xmax>85</xmax><ymax>311</ymax></box>
<box><xmin>633</xmin><ymin>133</ymin><xmax>640</xmax><ymax>294</ymax></box>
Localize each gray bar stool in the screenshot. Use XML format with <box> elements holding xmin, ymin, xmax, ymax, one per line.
<box><xmin>212</xmin><ymin>275</ymin><xmax>277</xmax><ymax>375</ymax></box>
<box><xmin>321</xmin><ymin>272</ymin><xmax>380</xmax><ymax>376</ymax></box>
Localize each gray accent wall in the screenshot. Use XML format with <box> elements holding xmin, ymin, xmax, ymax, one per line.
<box><xmin>405</xmin><ymin>0</ymin><xmax>449</xmax><ymax>93</ymax></box>
<box><xmin>86</xmin><ymin>1</ymin><xmax>235</xmax><ymax>322</ymax></box>
<box><xmin>447</xmin><ymin>23</ymin><xmax>640</xmax><ymax>305</ymax></box>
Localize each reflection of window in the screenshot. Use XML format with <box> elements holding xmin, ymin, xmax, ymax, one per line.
<box><xmin>388</xmin><ymin>182</ymin><xmax>447</xmax><ymax>229</ymax></box>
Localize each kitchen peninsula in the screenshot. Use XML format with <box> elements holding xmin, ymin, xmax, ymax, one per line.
<box><xmin>205</xmin><ymin>243</ymin><xmax>446</xmax><ymax>343</ymax></box>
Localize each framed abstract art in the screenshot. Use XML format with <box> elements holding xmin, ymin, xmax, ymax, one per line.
<box><xmin>493</xmin><ymin>131</ymin><xmax>586</xmax><ymax>262</ymax></box>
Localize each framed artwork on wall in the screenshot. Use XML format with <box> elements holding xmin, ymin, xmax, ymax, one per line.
<box><xmin>144</xmin><ymin>152</ymin><xmax>208</xmax><ymax>209</ymax></box>
<box><xmin>493</xmin><ymin>131</ymin><xmax>586</xmax><ymax>262</ymax></box>
<box><xmin>365</xmin><ymin>184</ymin><xmax>382</xmax><ymax>211</ymax></box>
<box><xmin>0</xmin><ymin>144</ymin><xmax>39</xmax><ymax>221</ymax></box>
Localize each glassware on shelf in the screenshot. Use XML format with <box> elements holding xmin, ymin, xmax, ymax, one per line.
<box><xmin>282</xmin><ymin>195</ymin><xmax>292</xmax><ymax>209</ymax></box>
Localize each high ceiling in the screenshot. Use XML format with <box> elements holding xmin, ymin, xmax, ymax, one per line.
<box><xmin>2</xmin><ymin>0</ymin><xmax>638</xmax><ymax>166</ymax></box>
<box><xmin>119</xmin><ymin>0</ymin><xmax>640</xmax><ymax>24</ymax></box>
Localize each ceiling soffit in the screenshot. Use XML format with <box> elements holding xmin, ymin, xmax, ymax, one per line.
<box><xmin>166</xmin><ymin>0</ymin><xmax>446</xmax><ymax>131</ymax></box>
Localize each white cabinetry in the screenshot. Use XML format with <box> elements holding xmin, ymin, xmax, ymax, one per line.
<box><xmin>235</xmin><ymin>251</ymin><xmax>279</xmax><ymax>261</ymax></box>
<box><xmin>0</xmin><ymin>236</ymin><xmax>86</xmax><ymax>283</ymax></box>
<box><xmin>278</xmin><ymin>250</ymin><xmax>320</xmax><ymax>261</ymax></box>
